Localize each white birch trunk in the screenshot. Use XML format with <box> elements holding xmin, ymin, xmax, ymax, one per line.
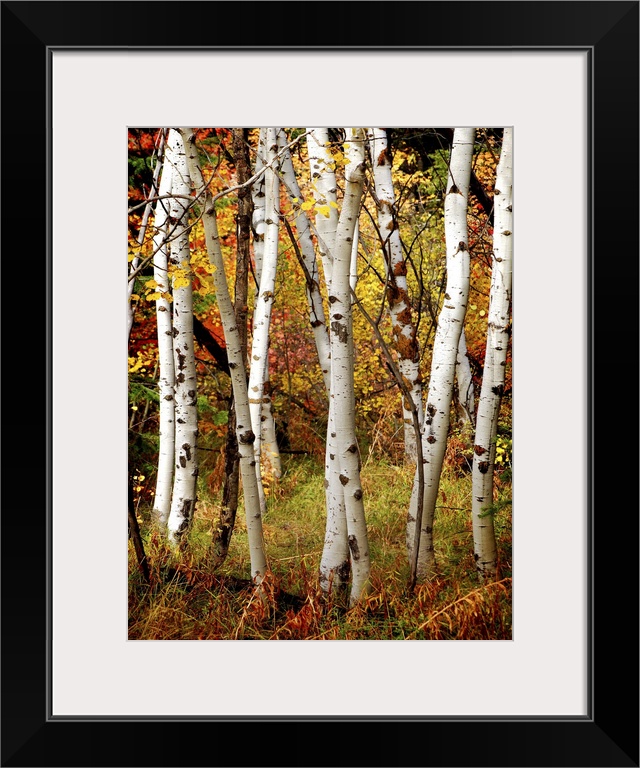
<box><xmin>151</xmin><ymin>138</ymin><xmax>175</xmax><ymax>528</ymax></box>
<box><xmin>260</xmin><ymin>374</ymin><xmax>281</xmax><ymax>484</ymax></box>
<box><xmin>251</xmin><ymin>127</ymin><xmax>267</xmax><ymax>282</ymax></box>
<box><xmin>328</xmin><ymin>129</ymin><xmax>371</xmax><ymax>606</ymax></box>
<box><xmin>366</xmin><ymin>128</ymin><xmax>423</xmax><ymax>462</ymax></box>
<box><xmin>407</xmin><ymin>127</ymin><xmax>475</xmax><ymax>580</ymax></box>
<box><xmin>301</xmin><ymin>130</ymin><xmax>351</xmax><ymax>594</ymax></box>
<box><xmin>471</xmin><ymin>127</ymin><xmax>513</xmax><ymax>579</ymax></box>
<box><xmin>349</xmin><ymin>220</ymin><xmax>359</xmax><ymax>294</ymax></box>
<box><xmin>166</xmin><ymin>130</ymin><xmax>198</xmax><ymax>546</ymax></box>
<box><xmin>306</xmin><ymin>127</ymin><xmax>338</xmax><ymax>289</ymax></box>
<box><xmin>455</xmin><ymin>328</ymin><xmax>475</xmax><ymax>426</ymax></box>
<box><xmin>248</xmin><ymin>128</ymin><xmax>281</xmax><ymax>514</ymax></box>
<box><xmin>179</xmin><ymin>128</ymin><xmax>268</xmax><ymax>582</ymax></box>
<box><xmin>277</xmin><ymin>131</ymin><xmax>332</xmax><ymax>392</ymax></box>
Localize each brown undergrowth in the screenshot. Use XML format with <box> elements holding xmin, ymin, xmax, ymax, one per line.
<box><xmin>128</xmin><ymin>456</ymin><xmax>512</xmax><ymax>640</ymax></box>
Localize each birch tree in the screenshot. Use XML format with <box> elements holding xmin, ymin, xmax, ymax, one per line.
<box><xmin>278</xmin><ymin>130</ymin><xmax>351</xmax><ymax>595</ymax></box>
<box><xmin>179</xmin><ymin>127</ymin><xmax>268</xmax><ymax>582</ymax></box>
<box><xmin>306</xmin><ymin>127</ymin><xmax>338</xmax><ymax>288</ymax></box>
<box><xmin>214</xmin><ymin>128</ymin><xmax>251</xmax><ymax>567</ymax></box>
<box><xmin>150</xmin><ymin>135</ymin><xmax>175</xmax><ymax>528</ymax></box>
<box><xmin>166</xmin><ymin>130</ymin><xmax>198</xmax><ymax>546</ymax></box>
<box><xmin>407</xmin><ymin>127</ymin><xmax>475</xmax><ymax>580</ymax></box>
<box><xmin>248</xmin><ymin>127</ymin><xmax>281</xmax><ymax>514</ymax></box>
<box><xmin>471</xmin><ymin>127</ymin><xmax>513</xmax><ymax>580</ymax></box>
<box><xmin>328</xmin><ymin>128</ymin><xmax>371</xmax><ymax>605</ymax></box>
<box><xmin>306</xmin><ymin>128</ymin><xmax>352</xmax><ymax>596</ymax></box>
<box><xmin>455</xmin><ymin>328</ymin><xmax>475</xmax><ymax>426</ymax></box>
<box><xmin>366</xmin><ymin>127</ymin><xmax>423</xmax><ymax>462</ymax></box>
<box><xmin>277</xmin><ymin>131</ymin><xmax>332</xmax><ymax>391</ymax></box>
<box><xmin>251</xmin><ymin>127</ymin><xmax>267</xmax><ymax>281</ymax></box>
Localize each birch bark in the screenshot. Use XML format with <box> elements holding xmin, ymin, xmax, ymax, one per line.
<box><xmin>328</xmin><ymin>128</ymin><xmax>371</xmax><ymax>605</ymax></box>
<box><xmin>166</xmin><ymin>130</ymin><xmax>198</xmax><ymax>546</ymax></box>
<box><xmin>471</xmin><ymin>127</ymin><xmax>513</xmax><ymax>579</ymax></box>
<box><xmin>248</xmin><ymin>128</ymin><xmax>281</xmax><ymax>513</ymax></box>
<box><xmin>299</xmin><ymin>130</ymin><xmax>352</xmax><ymax>595</ymax></box>
<box><xmin>214</xmin><ymin>128</ymin><xmax>251</xmax><ymax>567</ymax></box>
<box><xmin>367</xmin><ymin>128</ymin><xmax>423</xmax><ymax>462</ymax></box>
<box><xmin>150</xmin><ymin>136</ymin><xmax>175</xmax><ymax>528</ymax></box>
<box><xmin>455</xmin><ymin>328</ymin><xmax>475</xmax><ymax>426</ymax></box>
<box><xmin>407</xmin><ymin>127</ymin><xmax>475</xmax><ymax>580</ymax></box>
<box><xmin>250</xmin><ymin>127</ymin><xmax>267</xmax><ymax>281</ymax></box>
<box><xmin>306</xmin><ymin>127</ymin><xmax>338</xmax><ymax>289</ymax></box>
<box><xmin>179</xmin><ymin>128</ymin><xmax>268</xmax><ymax>581</ymax></box>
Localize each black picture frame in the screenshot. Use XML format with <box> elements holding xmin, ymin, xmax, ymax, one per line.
<box><xmin>2</xmin><ymin>2</ymin><xmax>638</xmax><ymax>766</ymax></box>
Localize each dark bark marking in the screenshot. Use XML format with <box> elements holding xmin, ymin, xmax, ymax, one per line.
<box><xmin>348</xmin><ymin>535</ymin><xmax>360</xmax><ymax>561</ymax></box>
<box><xmin>491</xmin><ymin>384</ymin><xmax>504</xmax><ymax>396</ymax></box>
<box><xmin>339</xmin><ymin>474</ymin><xmax>349</xmax><ymax>486</ymax></box>
<box><xmin>239</xmin><ymin>430</ymin><xmax>256</xmax><ymax>445</ymax></box>
<box><xmin>179</xmin><ymin>456</ymin><xmax>187</xmax><ymax>468</ymax></box>
<box><xmin>426</xmin><ymin>435</ymin><xmax>436</xmax><ymax>444</ymax></box>
<box><xmin>347</xmin><ymin>444</ymin><xmax>358</xmax><ymax>454</ymax></box>
<box><xmin>336</xmin><ymin>559</ymin><xmax>350</xmax><ymax>582</ymax></box>
<box><xmin>329</xmin><ymin>295</ymin><xmax>338</xmax><ymax>304</ymax></box>
<box><xmin>474</xmin><ymin>445</ymin><xmax>487</xmax><ymax>456</ymax></box>
<box><xmin>331</xmin><ymin>321</ymin><xmax>348</xmax><ymax>344</ymax></box>
<box><xmin>478</xmin><ymin>461</ymin><xmax>490</xmax><ymax>474</ymax></box>
<box><xmin>353</xmin><ymin>489</ymin><xmax>363</xmax><ymax>501</ymax></box>
<box><xmin>182</xmin><ymin>443</ymin><xmax>192</xmax><ymax>462</ymax></box>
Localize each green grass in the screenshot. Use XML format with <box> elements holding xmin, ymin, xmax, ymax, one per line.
<box><xmin>128</xmin><ymin>455</ymin><xmax>512</xmax><ymax>640</ymax></box>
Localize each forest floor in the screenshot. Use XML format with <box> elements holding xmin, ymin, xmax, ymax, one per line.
<box><xmin>128</xmin><ymin>455</ymin><xmax>512</xmax><ymax>640</ymax></box>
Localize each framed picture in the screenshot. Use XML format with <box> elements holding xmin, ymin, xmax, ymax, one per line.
<box><xmin>2</xmin><ymin>1</ymin><xmax>637</xmax><ymax>766</ymax></box>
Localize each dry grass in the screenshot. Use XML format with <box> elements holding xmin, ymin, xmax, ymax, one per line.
<box><xmin>129</xmin><ymin>456</ymin><xmax>512</xmax><ymax>640</ymax></box>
